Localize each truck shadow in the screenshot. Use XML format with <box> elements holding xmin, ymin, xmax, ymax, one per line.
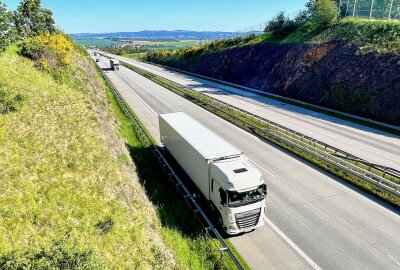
<box><xmin>100</xmin><ymin>67</ymin><xmax>113</xmax><ymax>72</ymax></box>
<box><xmin>126</xmin><ymin>143</ymin><xmax>210</xmax><ymax>237</ymax></box>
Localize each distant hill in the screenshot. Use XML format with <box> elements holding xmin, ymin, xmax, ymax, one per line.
<box><xmin>70</xmin><ymin>30</ymin><xmax>239</xmax><ymax>40</ymax></box>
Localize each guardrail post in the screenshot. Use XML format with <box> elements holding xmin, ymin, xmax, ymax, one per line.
<box><xmin>103</xmin><ymin>53</ymin><xmax>400</xmax><ymax>205</ymax></box>
<box><xmin>219</xmin><ymin>247</ymin><xmax>228</xmax><ymax>263</ymax></box>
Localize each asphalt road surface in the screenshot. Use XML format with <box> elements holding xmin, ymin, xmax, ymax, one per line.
<box><xmin>96</xmin><ymin>56</ymin><xmax>400</xmax><ymax>270</ymax></box>
<box><xmin>102</xmin><ymin>52</ymin><xmax>400</xmax><ymax>171</ymax></box>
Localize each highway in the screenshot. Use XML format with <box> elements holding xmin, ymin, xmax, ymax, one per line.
<box><xmin>96</xmin><ymin>56</ymin><xmax>400</xmax><ymax>270</ymax></box>
<box><xmin>101</xmin><ymin>53</ymin><xmax>400</xmax><ymax>171</ymax></box>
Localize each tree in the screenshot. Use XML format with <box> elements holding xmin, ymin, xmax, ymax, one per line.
<box><xmin>13</xmin><ymin>0</ymin><xmax>56</xmax><ymax>39</ymax></box>
<box><xmin>0</xmin><ymin>1</ymin><xmax>15</xmax><ymax>51</ymax></box>
<box><xmin>293</xmin><ymin>0</ymin><xmax>317</xmax><ymax>23</ymax></box>
<box><xmin>310</xmin><ymin>0</ymin><xmax>338</xmax><ymax>29</ymax></box>
<box><xmin>265</xmin><ymin>11</ymin><xmax>288</xmax><ymax>32</ymax></box>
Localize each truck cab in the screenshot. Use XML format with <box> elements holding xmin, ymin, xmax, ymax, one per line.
<box><xmin>210</xmin><ymin>155</ymin><xmax>267</xmax><ymax>235</ymax></box>
<box><xmin>110</xmin><ymin>59</ymin><xmax>120</xmax><ymax>70</ymax></box>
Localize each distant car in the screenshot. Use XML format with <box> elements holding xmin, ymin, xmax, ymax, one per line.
<box><xmin>95</xmin><ymin>58</ymin><xmax>100</xmax><ymax>62</ymax></box>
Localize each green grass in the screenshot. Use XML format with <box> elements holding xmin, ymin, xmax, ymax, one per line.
<box><xmin>125</xmin><ymin>52</ymin><xmax>148</xmax><ymax>61</ymax></box>
<box><xmin>247</xmin><ymin>18</ymin><xmax>400</xmax><ymax>53</ymax></box>
<box><xmin>148</xmin><ymin>17</ymin><xmax>400</xmax><ymax>62</ymax></box>
<box><xmin>152</xmin><ymin>40</ymin><xmax>208</xmax><ymax>50</ymax></box>
<box><xmin>244</xmin><ymin>17</ymin><xmax>400</xmax><ymax>53</ymax></box>
<box><xmin>101</xmin><ymin>67</ymin><xmax>250</xmax><ymax>270</ymax></box>
<box><xmin>121</xmin><ymin>61</ymin><xmax>399</xmax><ymax>208</ymax></box>
<box><xmin>0</xmin><ymin>46</ymin><xmax>176</xmax><ymax>269</ymax></box>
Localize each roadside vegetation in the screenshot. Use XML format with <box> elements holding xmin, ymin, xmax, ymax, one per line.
<box><xmin>0</xmin><ymin>43</ymin><xmax>176</xmax><ymax>269</ymax></box>
<box><xmin>1</xmin><ymin>0</ymin><xmax>244</xmax><ymax>269</ymax></box>
<box><xmin>142</xmin><ymin>0</ymin><xmax>400</xmax><ymax>127</ymax></box>
<box><xmin>100</xmin><ymin>39</ymin><xmax>208</xmax><ymax>61</ymax></box>
<box><xmin>147</xmin><ymin>0</ymin><xmax>400</xmax><ymax>62</ymax></box>
<box><xmin>119</xmin><ymin>61</ymin><xmax>399</xmax><ymax>208</ymax></box>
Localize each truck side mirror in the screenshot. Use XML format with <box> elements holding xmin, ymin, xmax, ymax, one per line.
<box><xmin>219</xmin><ymin>188</ymin><xmax>227</xmax><ymax>206</ymax></box>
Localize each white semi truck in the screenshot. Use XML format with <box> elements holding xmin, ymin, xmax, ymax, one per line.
<box><xmin>110</xmin><ymin>59</ymin><xmax>120</xmax><ymax>70</ymax></box>
<box><xmin>159</xmin><ymin>112</ymin><xmax>267</xmax><ymax>235</ymax></box>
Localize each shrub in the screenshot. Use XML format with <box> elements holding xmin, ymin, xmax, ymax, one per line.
<box><xmin>294</xmin><ymin>9</ymin><xmax>310</xmax><ymax>23</ymax></box>
<box><xmin>223</xmin><ymin>36</ymin><xmax>243</xmax><ymax>47</ymax></box>
<box><xmin>184</xmin><ymin>45</ymin><xmax>203</xmax><ymax>56</ymax></box>
<box><xmin>243</xmin><ymin>33</ymin><xmax>256</xmax><ymax>42</ymax></box>
<box><xmin>273</xmin><ymin>20</ymin><xmax>298</xmax><ymax>39</ymax></box>
<box><xmin>18</xmin><ymin>33</ymin><xmax>74</xmax><ymax>70</ymax></box>
<box><xmin>265</xmin><ymin>11</ymin><xmax>298</xmax><ymax>39</ymax></box>
<box><xmin>265</xmin><ymin>11</ymin><xmax>288</xmax><ymax>32</ymax></box>
<box><xmin>0</xmin><ymin>88</ymin><xmax>24</xmax><ymax>114</ymax></box>
<box><xmin>310</xmin><ymin>0</ymin><xmax>338</xmax><ymax>29</ymax></box>
<box><xmin>0</xmin><ymin>239</ymin><xmax>103</xmax><ymax>270</ymax></box>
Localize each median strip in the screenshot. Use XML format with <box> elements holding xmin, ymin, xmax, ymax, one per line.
<box><xmin>108</xmin><ymin>56</ymin><xmax>399</xmax><ymax>207</ymax></box>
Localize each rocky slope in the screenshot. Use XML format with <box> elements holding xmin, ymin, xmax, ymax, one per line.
<box><xmin>148</xmin><ymin>21</ymin><xmax>400</xmax><ymax>126</ymax></box>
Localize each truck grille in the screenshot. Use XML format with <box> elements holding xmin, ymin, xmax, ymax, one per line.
<box><xmin>235</xmin><ymin>208</ymin><xmax>261</xmax><ymax>230</ymax></box>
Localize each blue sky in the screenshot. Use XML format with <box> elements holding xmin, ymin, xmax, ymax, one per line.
<box><xmin>3</xmin><ymin>0</ymin><xmax>307</xmax><ymax>33</ymax></box>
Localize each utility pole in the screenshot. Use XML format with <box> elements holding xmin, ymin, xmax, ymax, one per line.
<box><xmin>353</xmin><ymin>0</ymin><xmax>357</xmax><ymax>17</ymax></box>
<box><xmin>388</xmin><ymin>0</ymin><xmax>394</xmax><ymax>21</ymax></box>
<box><xmin>369</xmin><ymin>0</ymin><xmax>374</xmax><ymax>19</ymax></box>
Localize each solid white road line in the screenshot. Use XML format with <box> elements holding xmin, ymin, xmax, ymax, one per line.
<box><xmin>114</xmin><ymin>71</ymin><xmax>158</xmax><ymax>116</ymax></box>
<box><xmin>264</xmin><ymin>217</ymin><xmax>323</xmax><ymax>270</ymax></box>
<box><xmin>107</xmin><ymin>62</ymin><xmax>322</xmax><ymax>270</ymax></box>
<box><xmin>252</xmin><ymin>160</ymin><xmax>277</xmax><ymax>178</ymax></box>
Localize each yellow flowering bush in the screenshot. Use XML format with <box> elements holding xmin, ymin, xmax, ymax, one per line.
<box><xmin>36</xmin><ymin>33</ymin><xmax>74</xmax><ymax>64</ymax></box>
<box><xmin>18</xmin><ymin>33</ymin><xmax>75</xmax><ymax>70</ymax></box>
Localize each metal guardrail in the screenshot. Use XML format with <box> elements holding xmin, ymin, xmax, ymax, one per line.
<box><xmin>143</xmin><ymin>60</ymin><xmax>400</xmax><ymax>134</ymax></box>
<box><xmin>96</xmin><ymin>63</ymin><xmax>245</xmax><ymax>270</ymax></box>
<box><xmin>100</xmin><ymin>52</ymin><xmax>400</xmax><ymax>183</ymax></box>
<box><xmin>115</xmin><ymin>59</ymin><xmax>400</xmax><ymax>198</ymax></box>
<box><xmin>100</xmin><ymin>51</ymin><xmax>400</xmax><ymax>133</ymax></box>
<box><xmin>195</xmin><ymin>93</ymin><xmax>400</xmax><ymax>182</ymax></box>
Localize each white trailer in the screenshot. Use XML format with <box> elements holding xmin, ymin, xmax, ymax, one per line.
<box><xmin>159</xmin><ymin>112</ymin><xmax>266</xmax><ymax>235</ymax></box>
<box><xmin>110</xmin><ymin>59</ymin><xmax>120</xmax><ymax>70</ymax></box>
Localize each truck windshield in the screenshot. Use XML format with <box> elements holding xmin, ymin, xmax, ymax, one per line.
<box><xmin>227</xmin><ymin>184</ymin><xmax>266</xmax><ymax>207</ymax></box>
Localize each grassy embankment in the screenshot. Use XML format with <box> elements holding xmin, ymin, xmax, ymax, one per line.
<box><xmin>0</xmin><ymin>35</ymin><xmax>247</xmax><ymax>269</ymax></box>
<box><xmin>0</xmin><ymin>42</ymin><xmax>175</xmax><ymax>268</ymax></box>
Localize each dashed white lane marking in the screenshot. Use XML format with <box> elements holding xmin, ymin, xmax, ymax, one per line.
<box><xmin>101</xmin><ymin>55</ymin><xmax>400</xmax><ymax>270</ymax></box>
<box><xmin>388</xmin><ymin>254</ymin><xmax>400</xmax><ymax>266</ymax></box>
<box><xmin>108</xmin><ymin>61</ymin><xmax>322</xmax><ymax>270</ymax></box>
<box><xmin>264</xmin><ymin>217</ymin><xmax>323</xmax><ymax>270</ymax></box>
<box><xmin>252</xmin><ymin>160</ymin><xmax>276</xmax><ymax>177</ymax></box>
<box><xmin>115</xmin><ymin>72</ymin><xmax>158</xmax><ymax>116</ymax></box>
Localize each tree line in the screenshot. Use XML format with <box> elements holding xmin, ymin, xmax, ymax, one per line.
<box><xmin>0</xmin><ymin>0</ymin><xmax>56</xmax><ymax>51</ymax></box>
<box><xmin>265</xmin><ymin>0</ymin><xmax>338</xmax><ymax>38</ymax></box>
